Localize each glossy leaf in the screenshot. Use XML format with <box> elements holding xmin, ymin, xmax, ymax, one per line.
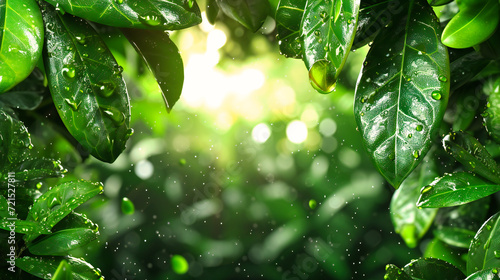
<box><xmin>41</xmin><ymin>4</ymin><xmax>132</xmax><ymax>163</ymax></box>
<box><xmin>353</xmin><ymin>0</ymin><xmax>404</xmax><ymax>49</ymax></box>
<box><xmin>0</xmin><ymin>0</ymin><xmax>44</xmax><ymax>93</ymax></box>
<box><xmin>467</xmin><ymin>212</ymin><xmax>500</xmax><ymax>274</ymax></box>
<box><xmin>275</xmin><ymin>0</ymin><xmax>306</xmax><ymax>58</ymax></box>
<box><xmin>29</xmin><ymin>228</ymin><xmax>99</xmax><ymax>256</ymax></box>
<box><xmin>383</xmin><ymin>264</ymin><xmax>412</xmax><ymax>280</ymax></box>
<box><xmin>442</xmin><ymin>0</ymin><xmax>500</xmax><ymax>49</ymax></box>
<box><xmin>0</xmin><ymin>105</ymin><xmax>32</xmax><ymax>172</ymax></box>
<box><xmin>0</xmin><ymin>219</ymin><xmax>51</xmax><ymax>235</ymax></box>
<box><xmin>424</xmin><ymin>239</ymin><xmax>466</xmax><ymax>273</ymax></box>
<box><xmin>121</xmin><ymin>28</ymin><xmax>183</xmax><ymax>112</ymax></box>
<box><xmin>434</xmin><ymin>227</ymin><xmax>475</xmax><ymax>248</ymax></box>
<box><xmin>206</xmin><ymin>0</ymin><xmax>220</xmax><ymax>25</ymax></box>
<box><xmin>302</xmin><ymin>0</ymin><xmax>360</xmax><ymax>93</ymax></box>
<box><xmin>428</xmin><ymin>0</ymin><xmax>452</xmax><ymax>6</ymax></box>
<box><xmin>43</xmin><ymin>0</ymin><xmax>201</xmax><ymax>30</ymax></box>
<box><xmin>417</xmin><ymin>172</ymin><xmax>500</xmax><ymax>208</ymax></box>
<box><xmin>0</xmin><ymin>68</ymin><xmax>46</xmax><ymax>110</ymax></box>
<box><xmin>16</xmin><ymin>256</ymin><xmax>102</xmax><ymax>280</ymax></box>
<box><xmin>442</xmin><ymin>131</ymin><xmax>500</xmax><ymax>184</ymax></box>
<box><xmin>215</xmin><ymin>0</ymin><xmax>270</xmax><ymax>32</ymax></box>
<box><xmin>52</xmin><ymin>212</ymin><xmax>98</xmax><ymax>232</ymax></box>
<box><xmin>448</xmin><ymin>48</ymin><xmax>489</xmax><ymax>92</ymax></box>
<box><xmin>485</xmin><ymin>78</ymin><xmax>500</xmax><ymax>144</ymax></box>
<box><xmin>465</xmin><ymin>268</ymin><xmax>500</xmax><ymax>280</ymax></box>
<box><xmin>354</xmin><ymin>0</ymin><xmax>449</xmax><ymax>188</ymax></box>
<box><xmin>445</xmin><ymin>84</ymin><xmax>480</xmax><ymax>132</ymax></box>
<box><xmin>403</xmin><ymin>258</ymin><xmax>465</xmax><ymax>280</ymax></box>
<box><xmin>51</xmin><ymin>260</ymin><xmax>72</xmax><ymax>280</ymax></box>
<box><xmin>8</xmin><ymin>158</ymin><xmax>67</xmax><ymax>182</ymax></box>
<box><xmin>476</xmin><ymin>28</ymin><xmax>500</xmax><ymax>60</ymax></box>
<box><xmin>24</xmin><ymin>180</ymin><xmax>103</xmax><ymax>244</ymax></box>
<box><xmin>433</xmin><ymin>197</ymin><xmax>490</xmax><ymax>248</ymax></box>
<box><xmin>390</xmin><ymin>155</ymin><xmax>438</xmax><ymax>248</ymax></box>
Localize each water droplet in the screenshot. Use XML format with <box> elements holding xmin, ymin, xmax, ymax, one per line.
<box><xmin>102</xmin><ymin>107</ymin><xmax>125</xmax><ymax>126</ymax></box>
<box><xmin>413</xmin><ymin>150</ymin><xmax>420</xmax><ymax>159</ymax></box>
<box><xmin>62</xmin><ymin>65</ymin><xmax>76</xmax><ymax>79</ymax></box>
<box><xmin>93</xmin><ymin>80</ymin><xmax>116</xmax><ymax>97</ymax></box>
<box><xmin>139</xmin><ymin>14</ymin><xmax>162</xmax><ymax>26</ymax></box>
<box><xmin>187</xmin><ymin>0</ymin><xmax>194</xmax><ymax>8</ymax></box>
<box><xmin>308</xmin><ymin>60</ymin><xmax>336</xmax><ymax>94</ymax></box>
<box><xmin>308</xmin><ymin>199</ymin><xmax>317</xmax><ymax>210</ymax></box>
<box><xmin>115</xmin><ymin>0</ymin><xmax>123</xmax><ymax>3</ymax></box>
<box><xmin>75</xmin><ymin>34</ymin><xmax>86</xmax><ymax>44</ymax></box>
<box><xmin>408</xmin><ymin>134</ymin><xmax>412</xmax><ymax>138</ymax></box>
<box><xmin>416</xmin><ymin>125</ymin><xmax>423</xmax><ymax>131</ymax></box>
<box><xmin>64</xmin><ymin>99</ymin><xmax>80</xmax><ymax>111</ymax></box>
<box><xmin>439</xmin><ymin>75</ymin><xmax>448</xmax><ymax>82</ymax></box>
<box><xmin>493</xmin><ymin>268</ymin><xmax>498</xmax><ymax>274</ymax></box>
<box><xmin>172</xmin><ymin>255</ymin><xmax>189</xmax><ymax>274</ymax></box>
<box><xmin>314</xmin><ymin>30</ymin><xmax>320</xmax><ymax>37</ymax></box>
<box><xmin>431</xmin><ymin>91</ymin><xmax>442</xmax><ymax>100</ymax></box>
<box><xmin>121</xmin><ymin>197</ymin><xmax>135</xmax><ymax>215</ymax></box>
<box><xmin>421</xmin><ymin>186</ymin><xmax>432</xmax><ymax>194</ymax></box>
<box><xmin>126</xmin><ymin>128</ymin><xmax>134</xmax><ymax>137</ymax></box>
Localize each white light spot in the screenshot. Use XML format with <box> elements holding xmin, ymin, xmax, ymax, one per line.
<box><xmin>286</xmin><ymin>121</ymin><xmax>308</xmax><ymax>144</ymax></box>
<box><xmin>135</xmin><ymin>160</ymin><xmax>154</xmax><ymax>180</ymax></box>
<box><xmin>207</xmin><ymin>29</ymin><xmax>227</xmax><ymax>51</ymax></box>
<box><xmin>319</xmin><ymin>118</ymin><xmax>337</xmax><ymax>137</ymax></box>
<box><xmin>252</xmin><ymin>123</ymin><xmax>271</xmax><ymax>143</ymax></box>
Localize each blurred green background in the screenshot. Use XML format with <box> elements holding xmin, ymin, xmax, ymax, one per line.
<box><xmin>27</xmin><ymin>8</ymin><xmax>423</xmax><ymax>280</ymax></box>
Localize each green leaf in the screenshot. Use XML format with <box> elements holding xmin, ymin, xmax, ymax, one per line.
<box><xmin>42</xmin><ymin>0</ymin><xmax>201</xmax><ymax>30</ymax></box>
<box><xmin>0</xmin><ymin>106</ymin><xmax>32</xmax><ymax>171</ymax></box>
<box><xmin>302</xmin><ymin>0</ymin><xmax>360</xmax><ymax>93</ymax></box>
<box><xmin>0</xmin><ymin>68</ymin><xmax>46</xmax><ymax>110</ymax></box>
<box><xmin>51</xmin><ymin>260</ymin><xmax>72</xmax><ymax>280</ymax></box>
<box><xmin>121</xmin><ymin>28</ymin><xmax>183</xmax><ymax>112</ymax></box>
<box><xmin>442</xmin><ymin>131</ymin><xmax>500</xmax><ymax>184</ymax></box>
<box><xmin>383</xmin><ymin>264</ymin><xmax>412</xmax><ymax>280</ymax></box>
<box><xmin>445</xmin><ymin>84</ymin><xmax>480</xmax><ymax>131</ymax></box>
<box><xmin>433</xmin><ymin>197</ymin><xmax>490</xmax><ymax>248</ymax></box>
<box><xmin>434</xmin><ymin>227</ymin><xmax>475</xmax><ymax>248</ymax></box>
<box><xmin>24</xmin><ymin>180</ymin><xmax>103</xmax><ymax>244</ymax></box>
<box><xmin>29</xmin><ymin>228</ymin><xmax>99</xmax><ymax>256</ymax></box>
<box><xmin>0</xmin><ymin>0</ymin><xmax>44</xmax><ymax>93</ymax></box>
<box><xmin>16</xmin><ymin>256</ymin><xmax>102</xmax><ymax>280</ymax></box>
<box><xmin>485</xmin><ymin>78</ymin><xmax>500</xmax><ymax>144</ymax></box>
<box><xmin>424</xmin><ymin>239</ymin><xmax>466</xmax><ymax>274</ymax></box>
<box><xmin>7</xmin><ymin>158</ymin><xmax>67</xmax><ymax>182</ymax></box>
<box><xmin>206</xmin><ymin>0</ymin><xmax>220</xmax><ymax>25</ymax></box>
<box><xmin>442</xmin><ymin>0</ymin><xmax>500</xmax><ymax>48</ymax></box>
<box><xmin>390</xmin><ymin>155</ymin><xmax>438</xmax><ymax>248</ymax></box>
<box><xmin>41</xmin><ymin>3</ymin><xmax>132</xmax><ymax>163</ymax></box>
<box><xmin>0</xmin><ymin>219</ymin><xmax>51</xmax><ymax>235</ymax></box>
<box><xmin>353</xmin><ymin>0</ymin><xmax>404</xmax><ymax>50</ymax></box>
<box><xmin>215</xmin><ymin>0</ymin><xmax>270</xmax><ymax>32</ymax></box>
<box><xmin>448</xmin><ymin>48</ymin><xmax>489</xmax><ymax>92</ymax></box>
<box><xmin>275</xmin><ymin>0</ymin><xmax>306</xmax><ymax>59</ymax></box>
<box><xmin>417</xmin><ymin>172</ymin><xmax>500</xmax><ymax>207</ymax></box>
<box><xmin>467</xmin><ymin>212</ymin><xmax>500</xmax><ymax>275</ymax></box>
<box><xmin>354</xmin><ymin>0</ymin><xmax>449</xmax><ymax>188</ymax></box>
<box><xmin>428</xmin><ymin>0</ymin><xmax>452</xmax><ymax>6</ymax></box>
<box><xmin>403</xmin><ymin>258</ymin><xmax>465</xmax><ymax>279</ymax></box>
<box><xmin>465</xmin><ymin>268</ymin><xmax>500</xmax><ymax>280</ymax></box>
<box><xmin>0</xmin><ymin>194</ymin><xmax>8</xmax><ymax>218</ymax></box>
<box><xmin>52</xmin><ymin>212</ymin><xmax>98</xmax><ymax>232</ymax></box>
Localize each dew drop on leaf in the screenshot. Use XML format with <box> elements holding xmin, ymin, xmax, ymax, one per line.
<box><xmin>431</xmin><ymin>91</ymin><xmax>442</xmax><ymax>100</ymax></box>
<box><xmin>75</xmin><ymin>34</ymin><xmax>86</xmax><ymax>44</ymax></box>
<box><xmin>421</xmin><ymin>186</ymin><xmax>432</xmax><ymax>194</ymax></box>
<box><xmin>439</xmin><ymin>75</ymin><xmax>447</xmax><ymax>82</ymax></box>
<box><xmin>64</xmin><ymin>99</ymin><xmax>80</xmax><ymax>111</ymax></box>
<box><xmin>121</xmin><ymin>197</ymin><xmax>135</xmax><ymax>215</ymax></box>
<box><xmin>62</xmin><ymin>65</ymin><xmax>76</xmax><ymax>79</ymax></box>
<box><xmin>413</xmin><ymin>150</ymin><xmax>419</xmax><ymax>159</ymax></box>
<box><xmin>308</xmin><ymin>60</ymin><xmax>336</xmax><ymax>94</ymax></box>
<box><xmin>94</xmin><ymin>80</ymin><xmax>116</xmax><ymax>97</ymax></box>
<box><xmin>102</xmin><ymin>107</ymin><xmax>125</xmax><ymax>126</ymax></box>
<box><xmin>416</xmin><ymin>125</ymin><xmax>423</xmax><ymax>131</ymax></box>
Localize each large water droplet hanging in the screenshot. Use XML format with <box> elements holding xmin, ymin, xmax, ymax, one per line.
<box><xmin>308</xmin><ymin>60</ymin><xmax>336</xmax><ymax>94</ymax></box>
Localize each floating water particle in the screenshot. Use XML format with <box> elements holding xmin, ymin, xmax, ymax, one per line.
<box><xmin>308</xmin><ymin>199</ymin><xmax>317</xmax><ymax>210</ymax></box>
<box><xmin>121</xmin><ymin>197</ymin><xmax>135</xmax><ymax>215</ymax></box>
<box><xmin>172</xmin><ymin>255</ymin><xmax>189</xmax><ymax>274</ymax></box>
